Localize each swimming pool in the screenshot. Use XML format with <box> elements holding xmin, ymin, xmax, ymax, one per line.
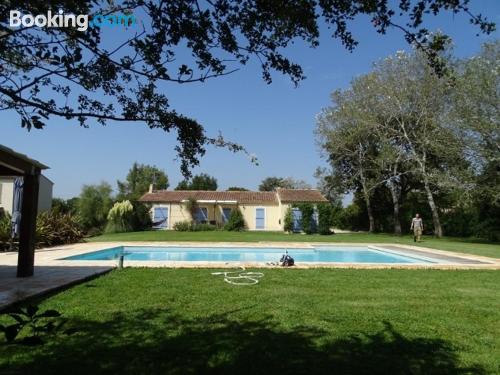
<box><xmin>62</xmin><ymin>246</ymin><xmax>437</xmax><ymax>264</ymax></box>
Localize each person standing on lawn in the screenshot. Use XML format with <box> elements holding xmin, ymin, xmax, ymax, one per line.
<box><xmin>410</xmin><ymin>213</ymin><xmax>424</xmax><ymax>242</ymax></box>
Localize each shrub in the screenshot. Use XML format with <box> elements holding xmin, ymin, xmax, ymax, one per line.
<box><xmin>191</xmin><ymin>223</ymin><xmax>217</xmax><ymax>231</ymax></box>
<box><xmin>336</xmin><ymin>204</ymin><xmax>364</xmax><ymax>231</ymax></box>
<box><xmin>284</xmin><ymin>207</ymin><xmax>294</xmax><ymax>232</ymax></box>
<box><xmin>0</xmin><ymin>212</ymin><xmax>11</xmax><ymax>250</ymax></box>
<box><xmin>36</xmin><ymin>212</ymin><xmax>84</xmax><ymax>248</ymax></box>
<box><xmin>173</xmin><ymin>221</ymin><xmax>192</xmax><ymax>231</ymax></box>
<box><xmin>173</xmin><ymin>221</ymin><xmax>217</xmax><ymax>231</ymax></box>
<box><xmin>130</xmin><ymin>201</ymin><xmax>152</xmax><ymax>231</ymax></box>
<box><xmin>224</xmin><ymin>209</ymin><xmax>246</xmax><ymax>231</ymax></box>
<box><xmin>317</xmin><ymin>203</ymin><xmax>334</xmax><ymax>235</ymax></box>
<box><xmin>296</xmin><ymin>203</ymin><xmax>316</xmax><ymax>234</ymax></box>
<box><xmin>105</xmin><ymin>201</ymin><xmax>134</xmax><ymax>233</ymax></box>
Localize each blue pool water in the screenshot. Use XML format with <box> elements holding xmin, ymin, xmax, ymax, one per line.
<box><xmin>62</xmin><ymin>246</ymin><xmax>435</xmax><ymax>264</ymax></box>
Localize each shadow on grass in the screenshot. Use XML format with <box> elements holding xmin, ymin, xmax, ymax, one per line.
<box><xmin>1</xmin><ymin>308</ymin><xmax>486</xmax><ymax>375</ymax></box>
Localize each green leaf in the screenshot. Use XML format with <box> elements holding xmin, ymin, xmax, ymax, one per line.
<box><xmin>8</xmin><ymin>313</ymin><xmax>26</xmax><ymax>324</ymax></box>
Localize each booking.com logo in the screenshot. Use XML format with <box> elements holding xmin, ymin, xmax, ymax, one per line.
<box><xmin>9</xmin><ymin>10</ymin><xmax>136</xmax><ymax>31</ymax></box>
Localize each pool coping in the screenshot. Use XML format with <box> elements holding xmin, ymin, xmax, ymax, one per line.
<box><xmin>1</xmin><ymin>241</ymin><xmax>498</xmax><ymax>270</ymax></box>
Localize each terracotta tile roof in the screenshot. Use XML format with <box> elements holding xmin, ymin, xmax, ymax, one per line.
<box><xmin>276</xmin><ymin>189</ymin><xmax>328</xmax><ymax>203</ymax></box>
<box><xmin>139</xmin><ymin>189</ymin><xmax>328</xmax><ymax>204</ymax></box>
<box><xmin>139</xmin><ymin>190</ymin><xmax>278</xmax><ymax>204</ymax></box>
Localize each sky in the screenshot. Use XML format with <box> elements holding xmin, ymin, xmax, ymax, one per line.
<box><xmin>2</xmin><ymin>1</ymin><xmax>499</xmax><ymax>200</ymax></box>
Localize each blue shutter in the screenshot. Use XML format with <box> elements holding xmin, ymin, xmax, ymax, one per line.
<box><xmin>255</xmin><ymin>208</ymin><xmax>265</xmax><ymax>229</ymax></box>
<box><xmin>153</xmin><ymin>207</ymin><xmax>168</xmax><ymax>229</ymax></box>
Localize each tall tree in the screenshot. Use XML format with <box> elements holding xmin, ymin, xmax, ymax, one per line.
<box><xmin>259</xmin><ymin>176</ymin><xmax>311</xmax><ymax>191</ymax></box>
<box><xmin>259</xmin><ymin>177</ymin><xmax>286</xmax><ymax>192</ymax></box>
<box><xmin>371</xmin><ymin>50</ymin><xmax>469</xmax><ymax>237</ymax></box>
<box><xmin>175</xmin><ymin>173</ymin><xmax>218</xmax><ymax>191</ymax></box>
<box><xmin>1</xmin><ymin>1</ymin><xmax>494</xmax><ymax>175</ymax></box>
<box><xmin>117</xmin><ymin>163</ymin><xmax>169</xmax><ymax>200</ymax></box>
<box><xmin>77</xmin><ymin>182</ymin><xmax>113</xmax><ymax>230</ymax></box>
<box><xmin>453</xmin><ymin>41</ymin><xmax>500</xmax><ymax>240</ymax></box>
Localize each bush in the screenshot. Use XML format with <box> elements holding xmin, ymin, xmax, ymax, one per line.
<box><xmin>336</xmin><ymin>203</ymin><xmax>364</xmax><ymax>231</ymax></box>
<box><xmin>317</xmin><ymin>203</ymin><xmax>334</xmax><ymax>235</ymax></box>
<box><xmin>224</xmin><ymin>209</ymin><xmax>246</xmax><ymax>231</ymax></box>
<box><xmin>173</xmin><ymin>221</ymin><xmax>192</xmax><ymax>231</ymax></box>
<box><xmin>173</xmin><ymin>221</ymin><xmax>217</xmax><ymax>231</ymax></box>
<box><xmin>36</xmin><ymin>212</ymin><xmax>84</xmax><ymax>248</ymax></box>
<box><xmin>130</xmin><ymin>201</ymin><xmax>152</xmax><ymax>231</ymax></box>
<box><xmin>284</xmin><ymin>207</ymin><xmax>294</xmax><ymax>232</ymax></box>
<box><xmin>296</xmin><ymin>203</ymin><xmax>316</xmax><ymax>234</ymax></box>
<box><xmin>191</xmin><ymin>223</ymin><xmax>217</xmax><ymax>231</ymax></box>
<box><xmin>105</xmin><ymin>201</ymin><xmax>134</xmax><ymax>233</ymax></box>
<box><xmin>0</xmin><ymin>212</ymin><xmax>11</xmax><ymax>250</ymax></box>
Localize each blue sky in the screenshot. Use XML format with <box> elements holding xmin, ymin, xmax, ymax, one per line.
<box><xmin>2</xmin><ymin>1</ymin><xmax>499</xmax><ymax>199</ymax></box>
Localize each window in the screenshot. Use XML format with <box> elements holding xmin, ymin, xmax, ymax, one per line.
<box><xmin>152</xmin><ymin>207</ymin><xmax>168</xmax><ymax>229</ymax></box>
<box><xmin>194</xmin><ymin>207</ymin><xmax>208</xmax><ymax>223</ymax></box>
<box><xmin>222</xmin><ymin>208</ymin><xmax>232</xmax><ymax>223</ymax></box>
<box><xmin>255</xmin><ymin>208</ymin><xmax>265</xmax><ymax>229</ymax></box>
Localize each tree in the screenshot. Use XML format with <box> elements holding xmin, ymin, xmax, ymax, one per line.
<box><xmin>117</xmin><ymin>163</ymin><xmax>169</xmax><ymax>200</ymax></box>
<box><xmin>105</xmin><ymin>200</ymin><xmax>134</xmax><ymax>233</ymax></box>
<box><xmin>316</xmin><ymin>85</ymin><xmax>382</xmax><ymax>232</ymax></box>
<box><xmin>317</xmin><ymin>203</ymin><xmax>334</xmax><ymax>235</ymax></box>
<box><xmin>284</xmin><ymin>207</ymin><xmax>294</xmax><ymax>233</ymax></box>
<box><xmin>175</xmin><ymin>173</ymin><xmax>217</xmax><ymax>191</ymax></box>
<box><xmin>51</xmin><ymin>197</ymin><xmax>79</xmax><ymax>215</ymax></box>
<box><xmin>258</xmin><ymin>176</ymin><xmax>311</xmax><ymax>191</ymax></box>
<box><xmin>259</xmin><ymin>177</ymin><xmax>285</xmax><ymax>191</ymax></box>
<box><xmin>317</xmin><ymin>48</ymin><xmax>472</xmax><ymax>236</ymax></box>
<box><xmin>77</xmin><ymin>182</ymin><xmax>113</xmax><ymax>231</ymax></box>
<box><xmin>452</xmin><ymin>41</ymin><xmax>500</xmax><ymax>240</ymax></box>
<box><xmin>226</xmin><ymin>187</ymin><xmax>248</xmax><ymax>191</ymax></box>
<box><xmin>1</xmin><ymin>1</ymin><xmax>494</xmax><ymax>176</ymax></box>
<box><xmin>370</xmin><ymin>50</ymin><xmax>468</xmax><ymax>237</ymax></box>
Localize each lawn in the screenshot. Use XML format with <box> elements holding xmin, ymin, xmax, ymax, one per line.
<box><xmin>1</xmin><ymin>268</ymin><xmax>499</xmax><ymax>374</ymax></box>
<box><xmin>88</xmin><ymin>231</ymin><xmax>500</xmax><ymax>259</ymax></box>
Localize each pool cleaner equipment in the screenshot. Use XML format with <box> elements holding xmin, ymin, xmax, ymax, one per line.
<box><xmin>212</xmin><ymin>267</ymin><xmax>264</xmax><ymax>285</ymax></box>
<box><xmin>280</xmin><ymin>250</ymin><xmax>295</xmax><ymax>267</ymax></box>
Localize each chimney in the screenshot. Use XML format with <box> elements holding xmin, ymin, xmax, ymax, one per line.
<box><xmin>148</xmin><ymin>183</ymin><xmax>154</xmax><ymax>193</ymax></box>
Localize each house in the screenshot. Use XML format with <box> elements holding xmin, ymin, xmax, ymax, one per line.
<box><xmin>139</xmin><ymin>187</ymin><xmax>328</xmax><ymax>231</ymax></box>
<box><xmin>0</xmin><ymin>174</ymin><xmax>53</xmax><ymax>216</ymax></box>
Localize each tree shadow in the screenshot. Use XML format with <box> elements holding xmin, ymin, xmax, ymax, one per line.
<box><xmin>1</xmin><ymin>308</ymin><xmax>487</xmax><ymax>375</ymax></box>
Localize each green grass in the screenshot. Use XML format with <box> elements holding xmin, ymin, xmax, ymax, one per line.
<box><xmin>1</xmin><ymin>268</ymin><xmax>499</xmax><ymax>374</ymax></box>
<box><xmin>88</xmin><ymin>231</ymin><xmax>500</xmax><ymax>258</ymax></box>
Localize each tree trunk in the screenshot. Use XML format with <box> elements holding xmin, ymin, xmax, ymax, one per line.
<box><xmin>362</xmin><ymin>184</ymin><xmax>375</xmax><ymax>232</ymax></box>
<box><xmin>388</xmin><ymin>180</ymin><xmax>402</xmax><ymax>235</ymax></box>
<box><xmin>366</xmin><ymin>198</ymin><xmax>375</xmax><ymax>233</ymax></box>
<box><xmin>423</xmin><ymin>177</ymin><xmax>443</xmax><ymax>238</ymax></box>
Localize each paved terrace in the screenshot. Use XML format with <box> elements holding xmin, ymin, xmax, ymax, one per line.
<box><xmin>0</xmin><ymin>242</ymin><xmax>498</xmax><ymax>309</ymax></box>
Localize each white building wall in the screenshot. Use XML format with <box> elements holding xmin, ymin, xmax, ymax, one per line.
<box><xmin>0</xmin><ymin>175</ymin><xmax>53</xmax><ymax>215</ymax></box>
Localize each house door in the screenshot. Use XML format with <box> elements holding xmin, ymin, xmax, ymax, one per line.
<box><xmin>152</xmin><ymin>207</ymin><xmax>168</xmax><ymax>229</ymax></box>
<box><xmin>292</xmin><ymin>208</ymin><xmax>302</xmax><ymax>232</ymax></box>
<box><xmin>255</xmin><ymin>208</ymin><xmax>265</xmax><ymax>229</ymax></box>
